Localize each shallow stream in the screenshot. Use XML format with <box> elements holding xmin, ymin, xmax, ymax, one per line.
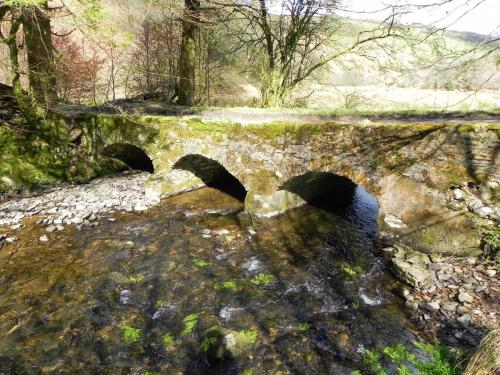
<box><xmin>0</xmin><ymin>186</ymin><xmax>421</xmax><ymax>374</ymax></box>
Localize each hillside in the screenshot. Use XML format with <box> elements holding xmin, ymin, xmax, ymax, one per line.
<box><xmin>0</xmin><ymin>1</ymin><xmax>498</xmax><ymax>111</ymax></box>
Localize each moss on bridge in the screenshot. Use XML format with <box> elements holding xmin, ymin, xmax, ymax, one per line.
<box><xmin>1</xmin><ymin>111</ymin><xmax>498</xmax><ymax>194</ymax></box>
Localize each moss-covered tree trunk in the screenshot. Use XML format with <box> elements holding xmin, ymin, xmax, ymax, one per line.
<box><xmin>21</xmin><ymin>2</ymin><xmax>57</xmax><ymax>110</ymax></box>
<box><xmin>178</xmin><ymin>0</ymin><xmax>199</xmax><ymax>106</ymax></box>
<box><xmin>4</xmin><ymin>14</ymin><xmax>39</xmax><ymax>123</ymax></box>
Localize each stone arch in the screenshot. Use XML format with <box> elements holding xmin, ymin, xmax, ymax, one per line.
<box><xmin>279</xmin><ymin>171</ymin><xmax>379</xmax><ymax>236</ymax></box>
<box><xmin>280</xmin><ymin>172</ymin><xmax>357</xmax><ymax>214</ymax></box>
<box><xmin>102</xmin><ymin>143</ymin><xmax>154</xmax><ymax>173</ymax></box>
<box><xmin>173</xmin><ymin>154</ymin><xmax>247</xmax><ymax>201</ymax></box>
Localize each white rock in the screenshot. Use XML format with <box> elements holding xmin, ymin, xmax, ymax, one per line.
<box><xmin>39</xmin><ymin>235</ymin><xmax>49</xmax><ymax>242</ymax></box>
<box><xmin>384</xmin><ymin>214</ymin><xmax>407</xmax><ymax>228</ymax></box>
<box><xmin>452</xmin><ymin>189</ymin><xmax>465</xmax><ymax>201</ymax></box>
<box><xmin>485</xmin><ymin>269</ymin><xmax>496</xmax><ymax>277</ymax></box>
<box><xmin>46</xmin><ymin>225</ymin><xmax>57</xmax><ymax>233</ymax></box>
<box><xmin>469</xmin><ymin>201</ymin><xmax>494</xmax><ymax>218</ymax></box>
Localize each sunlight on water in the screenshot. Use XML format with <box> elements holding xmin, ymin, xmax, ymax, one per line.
<box><xmin>0</xmin><ymin>187</ymin><xmax>417</xmax><ymax>374</ymax></box>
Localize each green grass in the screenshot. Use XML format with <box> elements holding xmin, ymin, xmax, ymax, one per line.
<box><xmin>362</xmin><ymin>341</ymin><xmax>464</xmax><ymax>375</ymax></box>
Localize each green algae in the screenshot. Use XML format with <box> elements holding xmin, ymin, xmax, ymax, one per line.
<box><xmin>251</xmin><ymin>273</ymin><xmax>274</xmax><ymax>286</ymax></box>
<box><xmin>128</xmin><ymin>275</ymin><xmax>145</xmax><ymax>283</ymax></box>
<box><xmin>122</xmin><ymin>324</ymin><xmax>141</xmax><ymax>344</ymax></box>
<box><xmin>214</xmin><ymin>280</ymin><xmax>237</xmax><ymax>290</ymax></box>
<box><xmin>192</xmin><ymin>258</ymin><xmax>209</xmax><ymax>268</ymax></box>
<box><xmin>182</xmin><ymin>313</ymin><xmax>200</xmax><ymax>336</ymax></box>
<box><xmin>298</xmin><ymin>322</ymin><xmax>311</xmax><ymax>332</ymax></box>
<box><xmin>162</xmin><ymin>332</ymin><xmax>175</xmax><ymax>347</ymax></box>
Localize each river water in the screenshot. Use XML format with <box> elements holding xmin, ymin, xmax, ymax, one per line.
<box><xmin>0</xmin><ymin>186</ymin><xmax>421</xmax><ymax>374</ymax></box>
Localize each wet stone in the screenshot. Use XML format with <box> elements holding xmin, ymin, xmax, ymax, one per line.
<box><xmin>456</xmin><ymin>314</ymin><xmax>471</xmax><ymax>328</ymax></box>
<box><xmin>119</xmin><ymin>290</ymin><xmax>132</xmax><ymax>304</ymax></box>
<box><xmin>46</xmin><ymin>225</ymin><xmax>57</xmax><ymax>233</ymax></box>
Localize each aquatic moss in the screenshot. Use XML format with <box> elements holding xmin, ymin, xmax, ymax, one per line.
<box><xmin>162</xmin><ymin>332</ymin><xmax>175</xmax><ymax>346</ymax></box>
<box><xmin>214</xmin><ymin>281</ymin><xmax>237</xmax><ymax>290</ymax></box>
<box><xmin>128</xmin><ymin>275</ymin><xmax>145</xmax><ymax>283</ymax></box>
<box><xmin>235</xmin><ymin>329</ymin><xmax>258</xmax><ymax>345</ymax></box>
<box><xmin>122</xmin><ymin>324</ymin><xmax>141</xmax><ymax>344</ymax></box>
<box><xmin>251</xmin><ymin>273</ymin><xmax>274</xmax><ymax>286</ymax></box>
<box><xmin>200</xmin><ymin>336</ymin><xmax>218</xmax><ymax>352</ymax></box>
<box><xmin>342</xmin><ymin>265</ymin><xmax>358</xmax><ymax>277</ymax></box>
<box><xmin>156</xmin><ymin>299</ymin><xmax>167</xmax><ymax>308</ymax></box>
<box><xmin>182</xmin><ymin>313</ymin><xmax>200</xmax><ymax>336</ymax></box>
<box><xmin>298</xmin><ymin>322</ymin><xmax>311</xmax><ymax>332</ymax></box>
<box><xmin>192</xmin><ymin>258</ymin><xmax>209</xmax><ymax>268</ymax></box>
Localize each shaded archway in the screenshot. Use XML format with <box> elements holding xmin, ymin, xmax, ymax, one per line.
<box><xmin>173</xmin><ymin>154</ymin><xmax>247</xmax><ymax>201</ymax></box>
<box><xmin>280</xmin><ymin>172</ymin><xmax>379</xmax><ymax>237</ymax></box>
<box><xmin>102</xmin><ymin>143</ymin><xmax>154</xmax><ymax>173</ymax></box>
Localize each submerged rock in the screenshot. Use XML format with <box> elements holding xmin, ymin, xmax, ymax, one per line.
<box><xmin>119</xmin><ymin>290</ymin><xmax>132</xmax><ymax>304</ymax></box>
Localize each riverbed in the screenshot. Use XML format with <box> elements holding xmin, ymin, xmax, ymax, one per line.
<box><xmin>0</xmin><ymin>175</ymin><xmax>424</xmax><ymax>374</ymax></box>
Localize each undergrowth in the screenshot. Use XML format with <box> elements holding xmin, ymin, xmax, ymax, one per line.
<box><xmin>358</xmin><ymin>341</ymin><xmax>464</xmax><ymax>375</ymax></box>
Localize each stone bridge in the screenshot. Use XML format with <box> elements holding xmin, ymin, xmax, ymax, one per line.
<box><xmin>75</xmin><ymin>113</ymin><xmax>499</xmax><ymax>254</ymax></box>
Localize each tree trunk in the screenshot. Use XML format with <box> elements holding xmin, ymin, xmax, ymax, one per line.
<box><xmin>178</xmin><ymin>0</ymin><xmax>199</xmax><ymax>106</ymax></box>
<box><xmin>21</xmin><ymin>2</ymin><xmax>57</xmax><ymax>109</ymax></box>
<box><xmin>6</xmin><ymin>16</ymin><xmax>38</xmax><ymax>122</ymax></box>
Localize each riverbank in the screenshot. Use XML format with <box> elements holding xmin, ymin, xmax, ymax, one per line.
<box><xmin>0</xmin><ymin>172</ymin><xmax>159</xmax><ymax>244</ymax></box>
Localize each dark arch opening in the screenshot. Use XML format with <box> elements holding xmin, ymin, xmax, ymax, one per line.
<box><xmin>280</xmin><ymin>172</ymin><xmax>379</xmax><ymax>237</ymax></box>
<box><xmin>173</xmin><ymin>154</ymin><xmax>247</xmax><ymax>201</ymax></box>
<box><xmin>102</xmin><ymin>143</ymin><xmax>154</xmax><ymax>173</ymax></box>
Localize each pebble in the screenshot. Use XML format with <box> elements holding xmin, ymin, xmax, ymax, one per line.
<box><xmin>442</xmin><ymin>302</ymin><xmax>458</xmax><ymax>312</ymax></box>
<box><xmin>119</xmin><ymin>290</ymin><xmax>132</xmax><ymax>304</ymax></box>
<box><xmin>0</xmin><ymin>173</ymin><xmax>160</xmax><ymax>233</ymax></box>
<box><xmin>457</xmin><ymin>314</ymin><xmax>471</xmax><ymax>328</ymax></box>
<box><xmin>46</xmin><ymin>225</ymin><xmax>57</xmax><ymax>233</ymax></box>
<box><xmin>452</xmin><ymin>189</ymin><xmax>465</xmax><ymax>201</ymax></box>
<box><xmin>475</xmin><ymin>286</ymin><xmax>486</xmax><ymax>293</ymax></box>
<box><xmin>39</xmin><ymin>235</ymin><xmax>49</xmax><ymax>242</ymax></box>
<box><xmin>424</xmin><ymin>301</ymin><xmax>440</xmax><ymax>312</ymax></box>
<box><xmin>485</xmin><ymin>269</ymin><xmax>497</xmax><ymax>277</ymax></box>
<box><xmin>458</xmin><ymin>292</ymin><xmax>473</xmax><ymax>303</ymax></box>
